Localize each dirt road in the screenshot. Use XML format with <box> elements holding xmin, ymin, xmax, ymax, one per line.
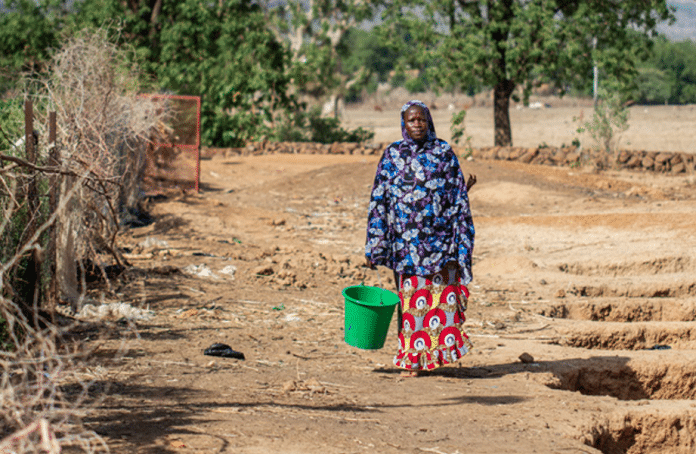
<box><xmin>77</xmin><ymin>137</ymin><xmax>696</xmax><ymax>454</ymax></box>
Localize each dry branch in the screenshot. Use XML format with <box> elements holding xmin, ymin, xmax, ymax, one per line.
<box><xmin>0</xmin><ymin>26</ymin><xmax>167</xmax><ymax>454</ymax></box>
<box><xmin>0</xmin><ymin>419</ymin><xmax>61</xmax><ymax>454</ymax></box>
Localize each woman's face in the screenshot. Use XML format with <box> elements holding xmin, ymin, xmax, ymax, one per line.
<box><xmin>403</xmin><ymin>105</ymin><xmax>428</xmax><ymax>141</ymax></box>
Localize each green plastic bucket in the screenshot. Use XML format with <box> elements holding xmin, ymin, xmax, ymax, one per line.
<box><xmin>343</xmin><ymin>285</ymin><xmax>399</xmax><ymax>350</ymax></box>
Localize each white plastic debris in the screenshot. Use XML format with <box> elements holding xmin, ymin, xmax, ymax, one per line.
<box><xmin>219</xmin><ymin>265</ymin><xmax>237</xmax><ymax>278</ymax></box>
<box><xmin>283</xmin><ymin>314</ymin><xmax>302</xmax><ymax>323</ymax></box>
<box><xmin>139</xmin><ymin>236</ymin><xmax>169</xmax><ymax>249</ymax></box>
<box><xmin>76</xmin><ymin>302</ymin><xmax>154</xmax><ymax>321</ymax></box>
<box><xmin>183</xmin><ymin>263</ymin><xmax>219</xmax><ymax>279</ymax></box>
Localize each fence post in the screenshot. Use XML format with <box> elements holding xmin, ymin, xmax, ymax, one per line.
<box><xmin>23</xmin><ymin>100</ymin><xmax>42</xmax><ymax>325</ymax></box>
<box><xmin>47</xmin><ymin>111</ymin><xmax>58</xmax><ymax>314</ymax></box>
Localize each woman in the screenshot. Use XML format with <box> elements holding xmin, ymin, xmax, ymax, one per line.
<box><xmin>365</xmin><ymin>100</ymin><xmax>475</xmax><ymax>373</ymax></box>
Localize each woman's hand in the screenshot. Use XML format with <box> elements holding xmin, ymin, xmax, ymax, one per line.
<box><xmin>466</xmin><ymin>174</ymin><xmax>477</xmax><ymax>191</ymax></box>
<box><xmin>364</xmin><ymin>257</ymin><xmax>376</xmax><ymax>270</ymax></box>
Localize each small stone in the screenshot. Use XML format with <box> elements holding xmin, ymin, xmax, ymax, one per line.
<box><xmin>253</xmin><ymin>265</ymin><xmax>274</xmax><ymax>276</ymax></box>
<box><xmin>519</xmin><ymin>353</ymin><xmax>535</xmax><ymax>364</ymax></box>
<box><xmin>282</xmin><ymin>380</ymin><xmax>296</xmax><ymax>393</ymax></box>
<box><xmin>555</xmin><ymin>289</ymin><xmax>566</xmax><ymax>298</ymax></box>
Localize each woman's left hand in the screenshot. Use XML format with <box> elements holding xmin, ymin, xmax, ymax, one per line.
<box><xmin>466</xmin><ymin>174</ymin><xmax>477</xmax><ymax>191</ymax></box>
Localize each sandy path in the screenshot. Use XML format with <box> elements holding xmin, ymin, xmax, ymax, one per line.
<box><xmin>73</xmin><ymin>141</ymin><xmax>696</xmax><ymax>454</ymax></box>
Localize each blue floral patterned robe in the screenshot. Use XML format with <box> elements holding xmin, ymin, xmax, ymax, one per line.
<box><xmin>365</xmin><ymin>101</ymin><xmax>475</xmax><ymax>284</ymax></box>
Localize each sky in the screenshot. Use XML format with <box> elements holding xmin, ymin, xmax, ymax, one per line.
<box><xmin>659</xmin><ymin>1</ymin><xmax>696</xmax><ymax>41</ymax></box>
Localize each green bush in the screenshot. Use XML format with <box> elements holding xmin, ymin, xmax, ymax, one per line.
<box><xmin>0</xmin><ymin>98</ymin><xmax>23</xmax><ymax>152</ymax></box>
<box><xmin>270</xmin><ymin>106</ymin><xmax>374</xmax><ymax>144</ymax></box>
<box><xmin>578</xmin><ymin>89</ymin><xmax>629</xmax><ymax>153</ymax></box>
<box><xmin>307</xmin><ymin>108</ymin><xmax>374</xmax><ymax>143</ymax></box>
<box><xmin>404</xmin><ymin>75</ymin><xmax>428</xmax><ymax>93</ymax></box>
<box><xmin>634</xmin><ymin>67</ymin><xmax>673</xmax><ymax>104</ymax></box>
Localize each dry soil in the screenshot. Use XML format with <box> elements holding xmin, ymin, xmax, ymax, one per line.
<box><xmin>77</xmin><ymin>103</ymin><xmax>696</xmax><ymax>454</ymax></box>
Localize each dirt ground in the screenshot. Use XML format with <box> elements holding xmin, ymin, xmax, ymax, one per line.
<box><xmin>342</xmin><ymin>99</ymin><xmax>696</xmax><ymax>154</ymax></box>
<box><xmin>78</xmin><ymin>104</ymin><xmax>696</xmax><ymax>454</ymax></box>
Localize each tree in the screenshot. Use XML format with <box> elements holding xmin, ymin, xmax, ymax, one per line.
<box><xmin>71</xmin><ymin>0</ymin><xmax>296</xmax><ymax>147</ymax></box>
<box><xmin>646</xmin><ymin>37</ymin><xmax>696</xmax><ymax>104</ymax></box>
<box><xmin>260</xmin><ymin>0</ymin><xmax>374</xmax><ymax>115</ymax></box>
<box><xmin>0</xmin><ymin>0</ymin><xmax>66</xmax><ymax>94</ymax></box>
<box><xmin>379</xmin><ymin>0</ymin><xmax>674</xmax><ymax>146</ymax></box>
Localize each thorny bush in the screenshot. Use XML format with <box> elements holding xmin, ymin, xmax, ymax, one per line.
<box><xmin>0</xmin><ymin>27</ymin><xmax>166</xmax><ymax>453</ymax></box>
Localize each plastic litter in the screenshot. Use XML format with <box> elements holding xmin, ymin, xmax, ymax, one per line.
<box><xmin>647</xmin><ymin>344</ymin><xmax>671</xmax><ymax>350</ymax></box>
<box><xmin>219</xmin><ymin>265</ymin><xmax>237</xmax><ymax>278</ymax></box>
<box><xmin>203</xmin><ymin>343</ymin><xmax>245</xmax><ymax>360</ymax></box>
<box><xmin>139</xmin><ymin>236</ymin><xmax>169</xmax><ymax>249</ymax></box>
<box><xmin>183</xmin><ymin>264</ymin><xmax>219</xmax><ymax>279</ymax></box>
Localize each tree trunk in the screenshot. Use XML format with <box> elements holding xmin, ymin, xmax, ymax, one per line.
<box><xmin>489</xmin><ymin>0</ymin><xmax>515</xmax><ymax>147</ymax></box>
<box><xmin>493</xmin><ymin>79</ymin><xmax>515</xmax><ymax>147</ymax></box>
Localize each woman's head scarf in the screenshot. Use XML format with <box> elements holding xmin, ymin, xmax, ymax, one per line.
<box><xmin>400</xmin><ymin>100</ymin><xmax>437</xmax><ymax>142</ymax></box>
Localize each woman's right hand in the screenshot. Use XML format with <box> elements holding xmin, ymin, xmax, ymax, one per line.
<box><xmin>364</xmin><ymin>257</ymin><xmax>376</xmax><ymax>270</ymax></box>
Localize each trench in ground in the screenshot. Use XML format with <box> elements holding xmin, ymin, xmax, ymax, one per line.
<box><xmin>557</xmin><ymin>323</ymin><xmax>696</xmax><ymax>350</ymax></box>
<box><xmin>546</xmin><ymin>357</ymin><xmax>696</xmax><ymax>400</ymax></box>
<box><xmin>582</xmin><ymin>412</ymin><xmax>696</xmax><ymax>454</ymax></box>
<box><xmin>558</xmin><ymin>256</ymin><xmax>696</xmax><ymax>277</ymax></box>
<box><xmin>538</xmin><ymin>299</ymin><xmax>696</xmax><ymax>322</ymax></box>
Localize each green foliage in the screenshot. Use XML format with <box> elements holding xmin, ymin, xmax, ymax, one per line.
<box><xmin>308</xmin><ymin>110</ymin><xmax>374</xmax><ymax>143</ymax></box>
<box><xmin>337</xmin><ymin>27</ymin><xmax>400</xmax><ymax>101</ymax></box>
<box><xmin>0</xmin><ymin>0</ymin><xmax>66</xmax><ymax>93</ymax></box>
<box><xmin>69</xmin><ymin>0</ymin><xmax>296</xmax><ymax>147</ymax></box>
<box><xmin>635</xmin><ymin>37</ymin><xmax>696</xmax><ymax>104</ymax></box>
<box><xmin>404</xmin><ymin>74</ymin><xmax>429</xmax><ymax>93</ymax></box>
<box><xmin>634</xmin><ymin>67</ymin><xmax>673</xmax><ymax>104</ymax></box>
<box><xmin>0</xmin><ymin>98</ymin><xmax>24</xmax><ymax>152</ymax></box>
<box><xmin>265</xmin><ymin>0</ymin><xmax>373</xmax><ymax>104</ymax></box>
<box><xmin>379</xmin><ymin>0</ymin><xmax>674</xmax><ymax>146</ymax></box>
<box><xmin>450</xmin><ymin>109</ymin><xmax>468</xmax><ymax>144</ymax></box>
<box><xmin>338</xmin><ymin>28</ymin><xmax>398</xmax><ymax>83</ymax></box>
<box><xmin>154</xmin><ymin>0</ymin><xmax>295</xmax><ymax>147</ymax></box>
<box><xmin>578</xmin><ymin>89</ymin><xmax>630</xmax><ymax>153</ymax></box>
<box><xmin>271</xmin><ymin>107</ymin><xmax>374</xmax><ymax>143</ymax></box>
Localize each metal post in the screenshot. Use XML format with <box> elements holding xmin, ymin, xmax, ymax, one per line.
<box><xmin>592</xmin><ymin>37</ymin><xmax>598</xmax><ymax>109</ymax></box>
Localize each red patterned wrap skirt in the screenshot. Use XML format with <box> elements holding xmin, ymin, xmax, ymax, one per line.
<box><xmin>393</xmin><ymin>265</ymin><xmax>473</xmax><ymax>371</ymax></box>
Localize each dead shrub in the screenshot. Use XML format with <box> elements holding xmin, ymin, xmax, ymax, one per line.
<box><xmin>0</xmin><ymin>26</ymin><xmax>167</xmax><ymax>453</ymax></box>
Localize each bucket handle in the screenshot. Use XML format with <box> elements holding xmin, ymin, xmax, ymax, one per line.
<box><xmin>360</xmin><ymin>266</ymin><xmax>385</xmax><ymax>305</ymax></box>
<box><xmin>374</xmin><ymin>268</ymin><xmax>384</xmax><ymax>305</ymax></box>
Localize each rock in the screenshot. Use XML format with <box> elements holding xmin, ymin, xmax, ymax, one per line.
<box><xmin>672</xmin><ymin>162</ymin><xmax>686</xmax><ymax>174</ymax></box>
<box><xmin>617</xmin><ymin>150</ymin><xmax>632</xmax><ymax>164</ymax></box>
<box><xmin>654</xmin><ymin>153</ymin><xmax>672</xmax><ymax>164</ymax></box>
<box><xmin>509</xmin><ymin>147</ymin><xmax>524</xmax><ymax>160</ymax></box>
<box><xmin>253</xmin><ymin>265</ymin><xmax>274</xmax><ymax>276</ymax></box>
<box><xmin>519</xmin><ymin>353</ymin><xmax>535</xmax><ymax>364</ymax></box>
<box><xmin>555</xmin><ymin>289</ymin><xmax>566</xmax><ymax>298</ymax></box>
<box><xmin>519</xmin><ymin>149</ymin><xmax>538</xmax><ymax>164</ymax></box>
<box><xmin>625</xmin><ymin>155</ymin><xmax>642</xmax><ymax>168</ymax></box>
